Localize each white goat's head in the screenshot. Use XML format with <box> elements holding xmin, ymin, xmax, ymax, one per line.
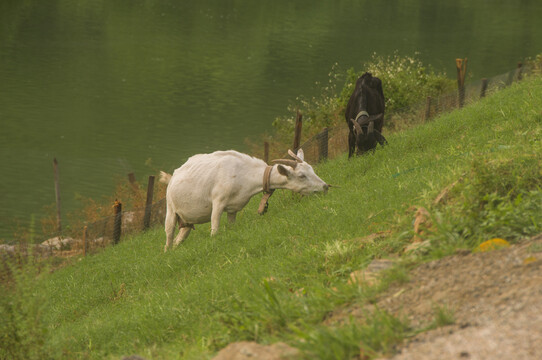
<box><xmin>272</xmin><ymin>149</ymin><xmax>329</xmax><ymax>195</ymax></box>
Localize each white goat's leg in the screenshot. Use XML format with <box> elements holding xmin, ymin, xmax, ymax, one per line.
<box><xmin>173</xmin><ymin>227</ymin><xmax>192</xmax><ymax>247</ymax></box>
<box><xmin>210</xmin><ymin>201</ymin><xmax>225</xmax><ymax>236</ymax></box>
<box><xmin>164</xmin><ymin>209</ymin><xmax>177</xmax><ymax>252</ymax></box>
<box><xmin>227</xmin><ymin>212</ymin><xmax>237</xmax><ymax>224</ymax></box>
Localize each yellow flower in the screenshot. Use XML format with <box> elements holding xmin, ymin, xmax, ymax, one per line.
<box><xmin>478</xmin><ymin>238</ymin><xmax>510</xmax><ymax>252</ymax></box>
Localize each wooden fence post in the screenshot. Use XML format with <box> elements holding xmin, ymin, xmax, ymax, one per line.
<box><xmin>83</xmin><ymin>225</ymin><xmax>88</xmax><ymax>256</ymax></box>
<box><xmin>424</xmin><ymin>96</ymin><xmax>432</xmax><ymax>121</ymax></box>
<box><xmin>515</xmin><ymin>61</ymin><xmax>523</xmax><ymax>81</ymax></box>
<box><xmin>318</xmin><ymin>127</ymin><xmax>329</xmax><ymax>162</ymax></box>
<box><xmin>292</xmin><ymin>110</ymin><xmax>303</xmax><ymax>152</ymax></box>
<box><xmin>456</xmin><ymin>58</ymin><xmax>468</xmax><ymax>108</ymax></box>
<box><xmin>264</xmin><ymin>141</ymin><xmax>269</xmax><ymax>164</ymax></box>
<box><xmin>53</xmin><ymin>158</ymin><xmax>62</xmax><ymax>233</ymax></box>
<box><xmin>480</xmin><ymin>78</ymin><xmax>489</xmax><ymax>98</ymax></box>
<box><xmin>113</xmin><ymin>200</ymin><xmax>122</xmax><ymax>244</ymax></box>
<box><xmin>143</xmin><ymin>175</ymin><xmax>155</xmax><ymax>230</ymax></box>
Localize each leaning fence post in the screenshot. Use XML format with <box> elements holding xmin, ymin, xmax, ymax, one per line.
<box><xmin>143</xmin><ymin>175</ymin><xmax>155</xmax><ymax>230</ymax></box>
<box><xmin>53</xmin><ymin>158</ymin><xmax>62</xmax><ymax>233</ymax></box>
<box><xmin>318</xmin><ymin>127</ymin><xmax>329</xmax><ymax>162</ymax></box>
<box><xmin>264</xmin><ymin>141</ymin><xmax>269</xmax><ymax>164</ymax></box>
<box><xmin>456</xmin><ymin>58</ymin><xmax>468</xmax><ymax>108</ymax></box>
<box><xmin>480</xmin><ymin>78</ymin><xmax>489</xmax><ymax>98</ymax></box>
<box><xmin>424</xmin><ymin>96</ymin><xmax>432</xmax><ymax>121</ymax></box>
<box><xmin>113</xmin><ymin>200</ymin><xmax>122</xmax><ymax>244</ymax></box>
<box><xmin>292</xmin><ymin>110</ymin><xmax>303</xmax><ymax>152</ymax></box>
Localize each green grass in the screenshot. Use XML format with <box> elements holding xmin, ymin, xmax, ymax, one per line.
<box><xmin>2</xmin><ymin>76</ymin><xmax>541</xmax><ymax>359</ymax></box>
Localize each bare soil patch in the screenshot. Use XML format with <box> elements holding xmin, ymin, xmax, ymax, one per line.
<box><xmin>329</xmin><ymin>234</ymin><xmax>542</xmax><ymax>360</ymax></box>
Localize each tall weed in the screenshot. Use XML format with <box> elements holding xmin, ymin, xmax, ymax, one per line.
<box><xmin>0</xmin><ymin>259</ymin><xmax>49</xmax><ymax>360</ymax></box>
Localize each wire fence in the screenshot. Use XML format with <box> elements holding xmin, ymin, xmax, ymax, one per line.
<box><xmin>293</xmin><ymin>63</ymin><xmax>536</xmax><ymax>164</ymax></box>
<box><xmin>0</xmin><ymin>198</ymin><xmax>167</xmax><ymax>263</ymax></box>
<box><xmin>1</xmin><ymin>62</ymin><xmax>539</xmax><ymax>262</ymax></box>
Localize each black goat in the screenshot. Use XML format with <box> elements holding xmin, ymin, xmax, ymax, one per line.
<box><xmin>345</xmin><ymin>72</ymin><xmax>387</xmax><ymax>157</ymax></box>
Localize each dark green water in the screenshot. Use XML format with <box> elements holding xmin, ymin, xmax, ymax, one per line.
<box><xmin>1</xmin><ymin>0</ymin><xmax>541</xmax><ymax>240</ymax></box>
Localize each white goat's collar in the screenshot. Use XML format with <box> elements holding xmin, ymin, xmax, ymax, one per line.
<box><xmin>262</xmin><ymin>165</ymin><xmax>274</xmax><ymax>193</ymax></box>
<box><xmin>258</xmin><ymin>165</ymin><xmax>275</xmax><ymax>215</ymax></box>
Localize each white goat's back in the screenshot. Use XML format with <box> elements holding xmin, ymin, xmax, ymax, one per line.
<box><xmin>166</xmin><ymin>151</ymin><xmax>266</xmax><ymax>225</ymax></box>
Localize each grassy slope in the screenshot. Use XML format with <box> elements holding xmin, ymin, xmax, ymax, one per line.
<box><xmin>22</xmin><ymin>77</ymin><xmax>542</xmax><ymax>359</ymax></box>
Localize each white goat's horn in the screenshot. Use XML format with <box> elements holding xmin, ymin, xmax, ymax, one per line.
<box><xmin>288</xmin><ymin>149</ymin><xmax>303</xmax><ymax>163</ymax></box>
<box><xmin>271</xmin><ymin>159</ymin><xmax>298</xmax><ymax>168</ymax></box>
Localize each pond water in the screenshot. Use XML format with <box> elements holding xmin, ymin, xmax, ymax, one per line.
<box><xmin>1</xmin><ymin>0</ymin><xmax>541</xmax><ymax>240</ymax></box>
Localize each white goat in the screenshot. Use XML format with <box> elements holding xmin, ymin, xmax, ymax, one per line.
<box><xmin>159</xmin><ymin>149</ymin><xmax>328</xmax><ymax>251</ymax></box>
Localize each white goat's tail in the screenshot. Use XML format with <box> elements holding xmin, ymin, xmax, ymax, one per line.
<box><xmin>159</xmin><ymin>171</ymin><xmax>172</xmax><ymax>185</ymax></box>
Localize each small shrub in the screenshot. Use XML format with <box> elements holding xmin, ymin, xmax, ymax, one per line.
<box><xmin>338</xmin><ymin>52</ymin><xmax>455</xmax><ymax>113</ymax></box>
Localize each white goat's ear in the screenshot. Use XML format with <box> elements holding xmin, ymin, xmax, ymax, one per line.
<box><xmin>288</xmin><ymin>149</ymin><xmax>304</xmax><ymax>163</ymax></box>
<box><xmin>296</xmin><ymin>148</ymin><xmax>305</xmax><ymax>161</ymax></box>
<box><xmin>276</xmin><ymin>164</ymin><xmax>291</xmax><ymax>177</ymax></box>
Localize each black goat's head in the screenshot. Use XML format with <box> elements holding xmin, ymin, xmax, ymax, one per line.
<box><xmin>350</xmin><ymin>114</ymin><xmax>382</xmax><ymax>154</ymax></box>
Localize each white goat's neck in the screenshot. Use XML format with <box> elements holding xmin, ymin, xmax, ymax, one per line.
<box><xmin>241</xmin><ymin>162</ymin><xmax>273</xmax><ymax>198</ymax></box>
<box><xmin>247</xmin><ymin>162</ymin><xmax>293</xmax><ymax>197</ymax></box>
<box><xmin>268</xmin><ymin>164</ymin><xmax>289</xmax><ymax>190</ymax></box>
<box><xmin>248</xmin><ymin>163</ymin><xmax>288</xmax><ymax>196</ymax></box>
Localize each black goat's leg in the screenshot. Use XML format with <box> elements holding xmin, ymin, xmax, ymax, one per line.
<box><xmin>348</xmin><ymin>131</ymin><xmax>356</xmax><ymax>158</ymax></box>
<box><xmin>375</xmin><ymin>130</ymin><xmax>388</xmax><ymax>146</ymax></box>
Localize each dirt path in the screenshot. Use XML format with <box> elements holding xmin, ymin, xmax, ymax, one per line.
<box><xmin>333</xmin><ymin>234</ymin><xmax>542</xmax><ymax>360</ymax></box>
